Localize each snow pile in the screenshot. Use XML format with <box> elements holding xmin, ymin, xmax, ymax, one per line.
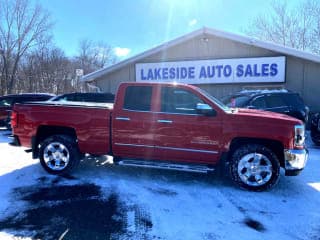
<box><xmin>0</xmin><ymin>128</ymin><xmax>319</xmax><ymax>239</ymax></box>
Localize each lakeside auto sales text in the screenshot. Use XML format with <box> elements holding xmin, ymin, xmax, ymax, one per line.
<box><xmin>140</xmin><ymin>63</ymin><xmax>278</xmax><ymax>80</ymax></box>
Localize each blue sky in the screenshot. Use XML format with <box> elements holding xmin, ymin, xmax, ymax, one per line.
<box><xmin>39</xmin><ymin>0</ymin><xmax>299</xmax><ymax>59</ymax></box>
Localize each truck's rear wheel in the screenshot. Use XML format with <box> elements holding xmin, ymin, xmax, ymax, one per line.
<box><xmin>39</xmin><ymin>135</ymin><xmax>80</xmax><ymax>174</ymax></box>
<box><xmin>229</xmin><ymin>144</ymin><xmax>280</xmax><ymax>191</ymax></box>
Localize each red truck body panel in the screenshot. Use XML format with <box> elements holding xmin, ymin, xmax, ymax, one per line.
<box><xmin>13</xmin><ymin>103</ymin><xmax>112</xmax><ymax>155</ymax></box>
<box><xmin>12</xmin><ymin>82</ymin><xmax>302</xmax><ymax>166</ymax></box>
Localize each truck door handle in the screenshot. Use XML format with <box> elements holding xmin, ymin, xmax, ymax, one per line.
<box><xmin>116</xmin><ymin>117</ymin><xmax>130</xmax><ymax>121</ymax></box>
<box><xmin>157</xmin><ymin>119</ymin><xmax>172</xmax><ymax>124</ymax></box>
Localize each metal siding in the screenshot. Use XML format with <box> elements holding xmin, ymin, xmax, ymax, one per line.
<box><xmin>96</xmin><ymin>67</ymin><xmax>132</xmax><ymax>94</ymax></box>
<box><xmin>284</xmin><ymin>57</ymin><xmax>304</xmax><ymax>93</ymax></box>
<box><xmin>303</xmin><ymin>62</ymin><xmax>320</xmax><ymax>111</ymax></box>
<box><xmin>94</xmin><ymin>33</ymin><xmax>319</xmax><ymax>110</ymax></box>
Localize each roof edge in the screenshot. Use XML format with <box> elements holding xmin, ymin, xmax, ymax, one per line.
<box><xmin>81</xmin><ymin>26</ymin><xmax>320</xmax><ymax>82</ymax></box>
<box><xmin>81</xmin><ymin>28</ymin><xmax>206</xmax><ymax>82</ymax></box>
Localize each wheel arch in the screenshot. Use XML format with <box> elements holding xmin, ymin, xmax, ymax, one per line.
<box><xmin>227</xmin><ymin>137</ymin><xmax>285</xmax><ymax>168</ymax></box>
<box><xmin>33</xmin><ymin>125</ymin><xmax>77</xmax><ymax>159</ymax></box>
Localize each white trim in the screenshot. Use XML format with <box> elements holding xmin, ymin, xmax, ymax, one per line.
<box><xmin>114</xmin><ymin>143</ymin><xmax>218</xmax><ymax>154</ymax></box>
<box><xmin>81</xmin><ymin>27</ymin><xmax>320</xmax><ymax>82</ymax></box>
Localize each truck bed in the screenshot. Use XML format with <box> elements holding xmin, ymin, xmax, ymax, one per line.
<box><xmin>13</xmin><ymin>101</ymin><xmax>113</xmax><ymax>155</ymax></box>
<box><xmin>42</xmin><ymin>100</ymin><xmax>114</xmax><ymax>109</ymax></box>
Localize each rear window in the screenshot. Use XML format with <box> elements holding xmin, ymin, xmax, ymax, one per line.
<box><xmin>123</xmin><ymin>86</ymin><xmax>152</xmax><ymax>111</ymax></box>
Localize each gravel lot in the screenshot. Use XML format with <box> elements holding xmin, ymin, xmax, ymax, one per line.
<box><xmin>0</xmin><ymin>128</ymin><xmax>319</xmax><ymax>240</ymax></box>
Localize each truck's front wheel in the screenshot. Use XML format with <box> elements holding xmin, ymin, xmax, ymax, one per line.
<box><xmin>230</xmin><ymin>144</ymin><xmax>280</xmax><ymax>191</ymax></box>
<box><xmin>39</xmin><ymin>135</ymin><xmax>80</xmax><ymax>174</ymax></box>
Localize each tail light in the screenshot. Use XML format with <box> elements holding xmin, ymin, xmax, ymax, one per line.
<box><xmin>11</xmin><ymin>111</ymin><xmax>18</xmax><ymax>128</ymax></box>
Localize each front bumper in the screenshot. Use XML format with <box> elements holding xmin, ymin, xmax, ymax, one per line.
<box><xmin>284</xmin><ymin>148</ymin><xmax>308</xmax><ymax>176</ymax></box>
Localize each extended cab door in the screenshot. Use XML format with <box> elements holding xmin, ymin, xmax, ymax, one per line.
<box><xmin>152</xmin><ymin>86</ymin><xmax>223</xmax><ymax>164</ymax></box>
<box><xmin>112</xmin><ymin>85</ymin><xmax>156</xmax><ymax>159</ymax></box>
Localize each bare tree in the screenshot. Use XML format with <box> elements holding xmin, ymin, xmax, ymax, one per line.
<box><xmin>309</xmin><ymin>1</ymin><xmax>320</xmax><ymax>54</ymax></box>
<box><xmin>73</xmin><ymin>39</ymin><xmax>117</xmax><ymax>92</ymax></box>
<box><xmin>75</xmin><ymin>39</ymin><xmax>116</xmax><ymax>74</ymax></box>
<box><xmin>19</xmin><ymin>44</ymin><xmax>80</xmax><ymax>94</ymax></box>
<box><xmin>0</xmin><ymin>0</ymin><xmax>52</xmax><ymax>95</ymax></box>
<box><xmin>246</xmin><ymin>0</ymin><xmax>320</xmax><ymax>54</ymax></box>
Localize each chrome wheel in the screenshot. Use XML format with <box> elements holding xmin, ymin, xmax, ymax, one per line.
<box><xmin>43</xmin><ymin>142</ymin><xmax>70</xmax><ymax>171</ymax></box>
<box><xmin>237</xmin><ymin>153</ymin><xmax>273</xmax><ymax>187</ymax></box>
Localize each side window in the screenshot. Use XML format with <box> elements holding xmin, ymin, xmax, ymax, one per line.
<box><xmin>265</xmin><ymin>95</ymin><xmax>287</xmax><ymax>108</ymax></box>
<box><xmin>251</xmin><ymin>97</ymin><xmax>267</xmax><ymax>109</ymax></box>
<box><xmin>123</xmin><ymin>86</ymin><xmax>152</xmax><ymax>111</ymax></box>
<box><xmin>161</xmin><ymin>87</ymin><xmax>204</xmax><ymax>114</ymax></box>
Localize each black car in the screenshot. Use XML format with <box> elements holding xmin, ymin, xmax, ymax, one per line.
<box><xmin>311</xmin><ymin>113</ymin><xmax>320</xmax><ymax>145</ymax></box>
<box><xmin>50</xmin><ymin>92</ymin><xmax>115</xmax><ymax>103</ymax></box>
<box><xmin>221</xmin><ymin>90</ymin><xmax>309</xmax><ymax>123</ymax></box>
<box><xmin>0</xmin><ymin>93</ymin><xmax>55</xmax><ymax>128</ymax></box>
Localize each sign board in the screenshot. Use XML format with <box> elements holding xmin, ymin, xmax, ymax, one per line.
<box><xmin>76</xmin><ymin>69</ymin><xmax>84</xmax><ymax>77</ymax></box>
<box><xmin>135</xmin><ymin>56</ymin><xmax>285</xmax><ymax>84</ymax></box>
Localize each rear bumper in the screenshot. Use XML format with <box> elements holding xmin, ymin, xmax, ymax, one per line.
<box><xmin>284</xmin><ymin>148</ymin><xmax>308</xmax><ymax>176</ymax></box>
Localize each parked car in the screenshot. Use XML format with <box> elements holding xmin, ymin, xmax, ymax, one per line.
<box><xmin>221</xmin><ymin>89</ymin><xmax>309</xmax><ymax>123</ymax></box>
<box><xmin>11</xmin><ymin>82</ymin><xmax>308</xmax><ymax>191</ymax></box>
<box><xmin>50</xmin><ymin>92</ymin><xmax>115</xmax><ymax>103</ymax></box>
<box><xmin>311</xmin><ymin>112</ymin><xmax>320</xmax><ymax>145</ymax></box>
<box><xmin>0</xmin><ymin>93</ymin><xmax>55</xmax><ymax>129</ymax></box>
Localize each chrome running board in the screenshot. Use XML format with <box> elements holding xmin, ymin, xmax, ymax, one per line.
<box><xmin>117</xmin><ymin>159</ymin><xmax>214</xmax><ymax>173</ymax></box>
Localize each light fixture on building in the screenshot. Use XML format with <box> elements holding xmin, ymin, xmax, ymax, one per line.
<box><xmin>200</xmin><ymin>37</ymin><xmax>209</xmax><ymax>42</ymax></box>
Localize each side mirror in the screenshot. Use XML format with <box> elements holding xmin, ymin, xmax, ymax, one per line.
<box><xmin>196</xmin><ymin>103</ymin><xmax>216</xmax><ymax>117</ymax></box>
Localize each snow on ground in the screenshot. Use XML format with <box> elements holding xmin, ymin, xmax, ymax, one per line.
<box><xmin>0</xmin><ymin>127</ymin><xmax>319</xmax><ymax>240</ymax></box>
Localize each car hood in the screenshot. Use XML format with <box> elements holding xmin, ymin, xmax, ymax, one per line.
<box><xmin>230</xmin><ymin>108</ymin><xmax>302</xmax><ymax>125</ymax></box>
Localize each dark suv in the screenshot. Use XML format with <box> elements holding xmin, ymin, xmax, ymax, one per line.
<box><xmin>0</xmin><ymin>93</ymin><xmax>55</xmax><ymax>128</ymax></box>
<box><xmin>221</xmin><ymin>90</ymin><xmax>309</xmax><ymax>123</ymax></box>
<box><xmin>49</xmin><ymin>92</ymin><xmax>115</xmax><ymax>103</ymax></box>
<box><xmin>311</xmin><ymin>113</ymin><xmax>320</xmax><ymax>145</ymax></box>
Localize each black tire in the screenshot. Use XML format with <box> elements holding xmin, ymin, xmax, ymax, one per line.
<box><xmin>39</xmin><ymin>135</ymin><xmax>80</xmax><ymax>174</ymax></box>
<box><xmin>229</xmin><ymin>144</ymin><xmax>280</xmax><ymax>191</ymax></box>
<box><xmin>311</xmin><ymin>137</ymin><xmax>320</xmax><ymax>146</ymax></box>
<box><xmin>5</xmin><ymin>121</ymin><xmax>11</xmax><ymax>130</ymax></box>
<box><xmin>311</xmin><ymin>130</ymin><xmax>320</xmax><ymax>146</ymax></box>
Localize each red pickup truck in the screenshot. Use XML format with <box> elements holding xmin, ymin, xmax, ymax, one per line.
<box><xmin>11</xmin><ymin>82</ymin><xmax>308</xmax><ymax>191</ymax></box>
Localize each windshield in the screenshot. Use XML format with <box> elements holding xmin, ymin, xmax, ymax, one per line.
<box><xmin>196</xmin><ymin>87</ymin><xmax>230</xmax><ymax>112</ymax></box>
<box><xmin>222</xmin><ymin>95</ymin><xmax>251</xmax><ymax>107</ymax></box>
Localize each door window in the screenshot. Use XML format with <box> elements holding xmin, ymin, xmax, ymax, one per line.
<box><xmin>265</xmin><ymin>95</ymin><xmax>287</xmax><ymax>108</ymax></box>
<box><xmin>123</xmin><ymin>86</ymin><xmax>152</xmax><ymax>111</ymax></box>
<box><xmin>251</xmin><ymin>97</ymin><xmax>267</xmax><ymax>109</ymax></box>
<box><xmin>161</xmin><ymin>87</ymin><xmax>204</xmax><ymax>114</ymax></box>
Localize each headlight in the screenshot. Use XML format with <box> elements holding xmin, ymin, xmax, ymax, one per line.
<box><xmin>294</xmin><ymin>125</ymin><xmax>305</xmax><ymax>147</ymax></box>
